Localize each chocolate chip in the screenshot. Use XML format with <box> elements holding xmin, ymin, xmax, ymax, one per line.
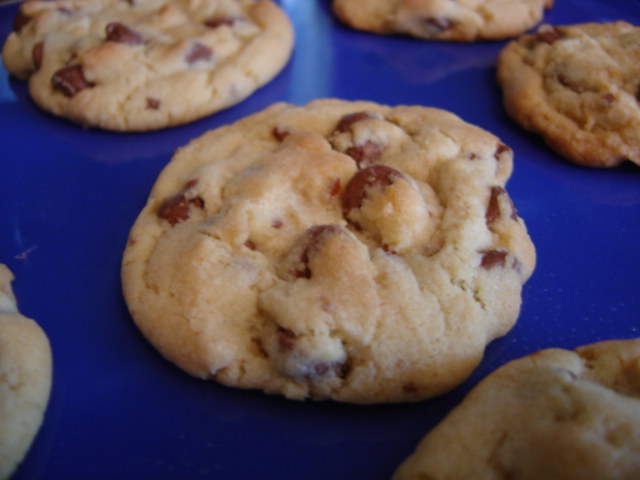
<box><xmin>186</xmin><ymin>43</ymin><xmax>212</xmax><ymax>65</ymax></box>
<box><xmin>51</xmin><ymin>65</ymin><xmax>94</xmax><ymax>97</ymax></box>
<box><xmin>494</xmin><ymin>143</ymin><xmax>512</xmax><ymax>162</ymax></box>
<box><xmin>480</xmin><ymin>249</ymin><xmax>508</xmax><ymax>270</ymax></box>
<box><xmin>293</xmin><ymin>225</ymin><xmax>342</xmax><ymax>279</ymax></box>
<box><xmin>146</xmin><ymin>97</ymin><xmax>161</xmax><ymax>110</ymax></box>
<box><xmin>272</xmin><ymin>126</ymin><xmax>290</xmax><ymax>141</ymax></box>
<box><xmin>403</xmin><ymin>382</ymin><xmax>419</xmax><ymax>393</ymax></box>
<box><xmin>105</xmin><ymin>22</ymin><xmax>144</xmax><ymax>45</ymax></box>
<box><xmin>342</xmin><ymin>164</ymin><xmax>402</xmax><ymax>214</ymax></box>
<box><xmin>204</xmin><ymin>17</ymin><xmax>238</xmax><ymax>28</ymax></box>
<box><xmin>157</xmin><ymin>180</ymin><xmax>204</xmax><ymax>226</ymax></box>
<box><xmin>486</xmin><ymin>187</ymin><xmax>503</xmax><ymax>224</ymax></box>
<box><xmin>13</xmin><ymin>12</ymin><xmax>31</xmax><ymax>33</ymax></box>
<box><xmin>345</xmin><ymin>141</ymin><xmax>383</xmax><ymax>168</ymax></box>
<box><xmin>32</xmin><ymin>41</ymin><xmax>43</xmax><ymax>71</ymax></box>
<box><xmin>334</xmin><ymin>111</ymin><xmax>374</xmax><ymax>134</ymax></box>
<box><xmin>244</xmin><ymin>240</ymin><xmax>257</xmax><ymax>251</ymax></box>
<box><xmin>486</xmin><ymin>186</ymin><xmax>517</xmax><ymax>224</ymax></box>
<box><xmin>536</xmin><ymin>25</ymin><xmax>563</xmax><ymax>44</ymax></box>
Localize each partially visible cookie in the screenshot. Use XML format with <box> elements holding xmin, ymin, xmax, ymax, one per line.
<box><xmin>2</xmin><ymin>0</ymin><xmax>294</xmax><ymax>131</ymax></box>
<box><xmin>122</xmin><ymin>99</ymin><xmax>536</xmax><ymax>403</ymax></box>
<box><xmin>332</xmin><ymin>0</ymin><xmax>554</xmax><ymax>42</ymax></box>
<box><xmin>0</xmin><ymin>265</ymin><xmax>52</xmax><ymax>479</ymax></box>
<box><xmin>393</xmin><ymin>338</ymin><xmax>640</xmax><ymax>480</ymax></box>
<box><xmin>497</xmin><ymin>22</ymin><xmax>640</xmax><ymax>167</ymax></box>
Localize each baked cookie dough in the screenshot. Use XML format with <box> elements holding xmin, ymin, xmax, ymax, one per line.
<box><xmin>2</xmin><ymin>0</ymin><xmax>294</xmax><ymax>131</ymax></box>
<box><xmin>332</xmin><ymin>0</ymin><xmax>554</xmax><ymax>42</ymax></box>
<box><xmin>497</xmin><ymin>22</ymin><xmax>640</xmax><ymax>167</ymax></box>
<box><xmin>0</xmin><ymin>265</ymin><xmax>52</xmax><ymax>479</ymax></box>
<box><xmin>393</xmin><ymin>338</ymin><xmax>640</xmax><ymax>479</ymax></box>
<box><xmin>121</xmin><ymin>99</ymin><xmax>536</xmax><ymax>403</ymax></box>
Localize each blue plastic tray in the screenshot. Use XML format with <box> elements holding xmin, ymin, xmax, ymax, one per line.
<box><xmin>1</xmin><ymin>1</ymin><xmax>639</xmax><ymax>478</ymax></box>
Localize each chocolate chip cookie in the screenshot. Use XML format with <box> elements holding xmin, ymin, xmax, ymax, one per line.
<box><xmin>2</xmin><ymin>0</ymin><xmax>294</xmax><ymax>131</ymax></box>
<box><xmin>0</xmin><ymin>265</ymin><xmax>52</xmax><ymax>479</ymax></box>
<box><xmin>332</xmin><ymin>0</ymin><xmax>554</xmax><ymax>42</ymax></box>
<box><xmin>497</xmin><ymin>22</ymin><xmax>640</xmax><ymax>167</ymax></box>
<box><xmin>393</xmin><ymin>338</ymin><xmax>640</xmax><ymax>479</ymax></box>
<box><xmin>121</xmin><ymin>99</ymin><xmax>536</xmax><ymax>403</ymax></box>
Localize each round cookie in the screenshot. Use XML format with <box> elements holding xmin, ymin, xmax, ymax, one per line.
<box><xmin>1</xmin><ymin>0</ymin><xmax>294</xmax><ymax>131</ymax></box>
<box><xmin>0</xmin><ymin>265</ymin><xmax>52</xmax><ymax>479</ymax></box>
<box><xmin>393</xmin><ymin>338</ymin><xmax>640</xmax><ymax>479</ymax></box>
<box><xmin>497</xmin><ymin>22</ymin><xmax>640</xmax><ymax>168</ymax></box>
<box><xmin>121</xmin><ymin>99</ymin><xmax>536</xmax><ymax>403</ymax></box>
<box><xmin>332</xmin><ymin>0</ymin><xmax>554</xmax><ymax>42</ymax></box>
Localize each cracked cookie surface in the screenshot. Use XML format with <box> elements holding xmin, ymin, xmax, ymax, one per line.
<box><xmin>497</xmin><ymin>22</ymin><xmax>640</xmax><ymax>167</ymax></box>
<box><xmin>332</xmin><ymin>0</ymin><xmax>553</xmax><ymax>42</ymax></box>
<box><xmin>0</xmin><ymin>265</ymin><xmax>52</xmax><ymax>479</ymax></box>
<box><xmin>393</xmin><ymin>338</ymin><xmax>640</xmax><ymax>479</ymax></box>
<box><xmin>121</xmin><ymin>99</ymin><xmax>536</xmax><ymax>403</ymax></box>
<box><xmin>2</xmin><ymin>0</ymin><xmax>294</xmax><ymax>131</ymax></box>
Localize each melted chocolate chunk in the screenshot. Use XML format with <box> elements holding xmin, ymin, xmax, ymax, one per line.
<box><xmin>536</xmin><ymin>26</ymin><xmax>563</xmax><ymax>44</ymax></box>
<box><xmin>205</xmin><ymin>17</ymin><xmax>238</xmax><ymax>28</ymax></box>
<box><xmin>105</xmin><ymin>22</ymin><xmax>144</xmax><ymax>45</ymax></box>
<box><xmin>13</xmin><ymin>12</ymin><xmax>31</xmax><ymax>33</ymax></box>
<box><xmin>486</xmin><ymin>187</ymin><xmax>504</xmax><ymax>225</ymax></box>
<box><xmin>32</xmin><ymin>41</ymin><xmax>44</xmax><ymax>71</ymax></box>
<box><xmin>334</xmin><ymin>111</ymin><xmax>375</xmax><ymax>134</ymax></box>
<box><xmin>345</xmin><ymin>141</ymin><xmax>383</xmax><ymax>168</ymax></box>
<box><xmin>480</xmin><ymin>249</ymin><xmax>508</xmax><ymax>270</ymax></box>
<box><xmin>146</xmin><ymin>97</ymin><xmax>161</xmax><ymax>110</ymax></box>
<box><xmin>157</xmin><ymin>180</ymin><xmax>204</xmax><ymax>226</ymax></box>
<box><xmin>186</xmin><ymin>43</ymin><xmax>213</xmax><ymax>64</ymax></box>
<box><xmin>342</xmin><ymin>164</ymin><xmax>401</xmax><ymax>214</ymax></box>
<box><xmin>272</xmin><ymin>127</ymin><xmax>290</xmax><ymax>141</ymax></box>
<box><xmin>486</xmin><ymin>186</ymin><xmax>517</xmax><ymax>224</ymax></box>
<box><xmin>51</xmin><ymin>65</ymin><xmax>94</xmax><ymax>97</ymax></box>
<box><xmin>293</xmin><ymin>225</ymin><xmax>342</xmax><ymax>279</ymax></box>
<box><xmin>494</xmin><ymin>143</ymin><xmax>512</xmax><ymax>162</ymax></box>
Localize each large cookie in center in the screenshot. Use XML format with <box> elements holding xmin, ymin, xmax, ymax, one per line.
<box><xmin>121</xmin><ymin>99</ymin><xmax>536</xmax><ymax>403</ymax></box>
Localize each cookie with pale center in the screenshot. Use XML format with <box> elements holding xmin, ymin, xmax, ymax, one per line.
<box><xmin>121</xmin><ymin>99</ymin><xmax>536</xmax><ymax>403</ymax></box>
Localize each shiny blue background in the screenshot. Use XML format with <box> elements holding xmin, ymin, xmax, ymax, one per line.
<box><xmin>1</xmin><ymin>1</ymin><xmax>639</xmax><ymax>478</ymax></box>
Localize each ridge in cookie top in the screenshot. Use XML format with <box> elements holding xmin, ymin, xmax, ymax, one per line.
<box><xmin>332</xmin><ymin>0</ymin><xmax>554</xmax><ymax>42</ymax></box>
<box><xmin>121</xmin><ymin>99</ymin><xmax>536</xmax><ymax>404</ymax></box>
<box><xmin>1</xmin><ymin>0</ymin><xmax>294</xmax><ymax>131</ymax></box>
